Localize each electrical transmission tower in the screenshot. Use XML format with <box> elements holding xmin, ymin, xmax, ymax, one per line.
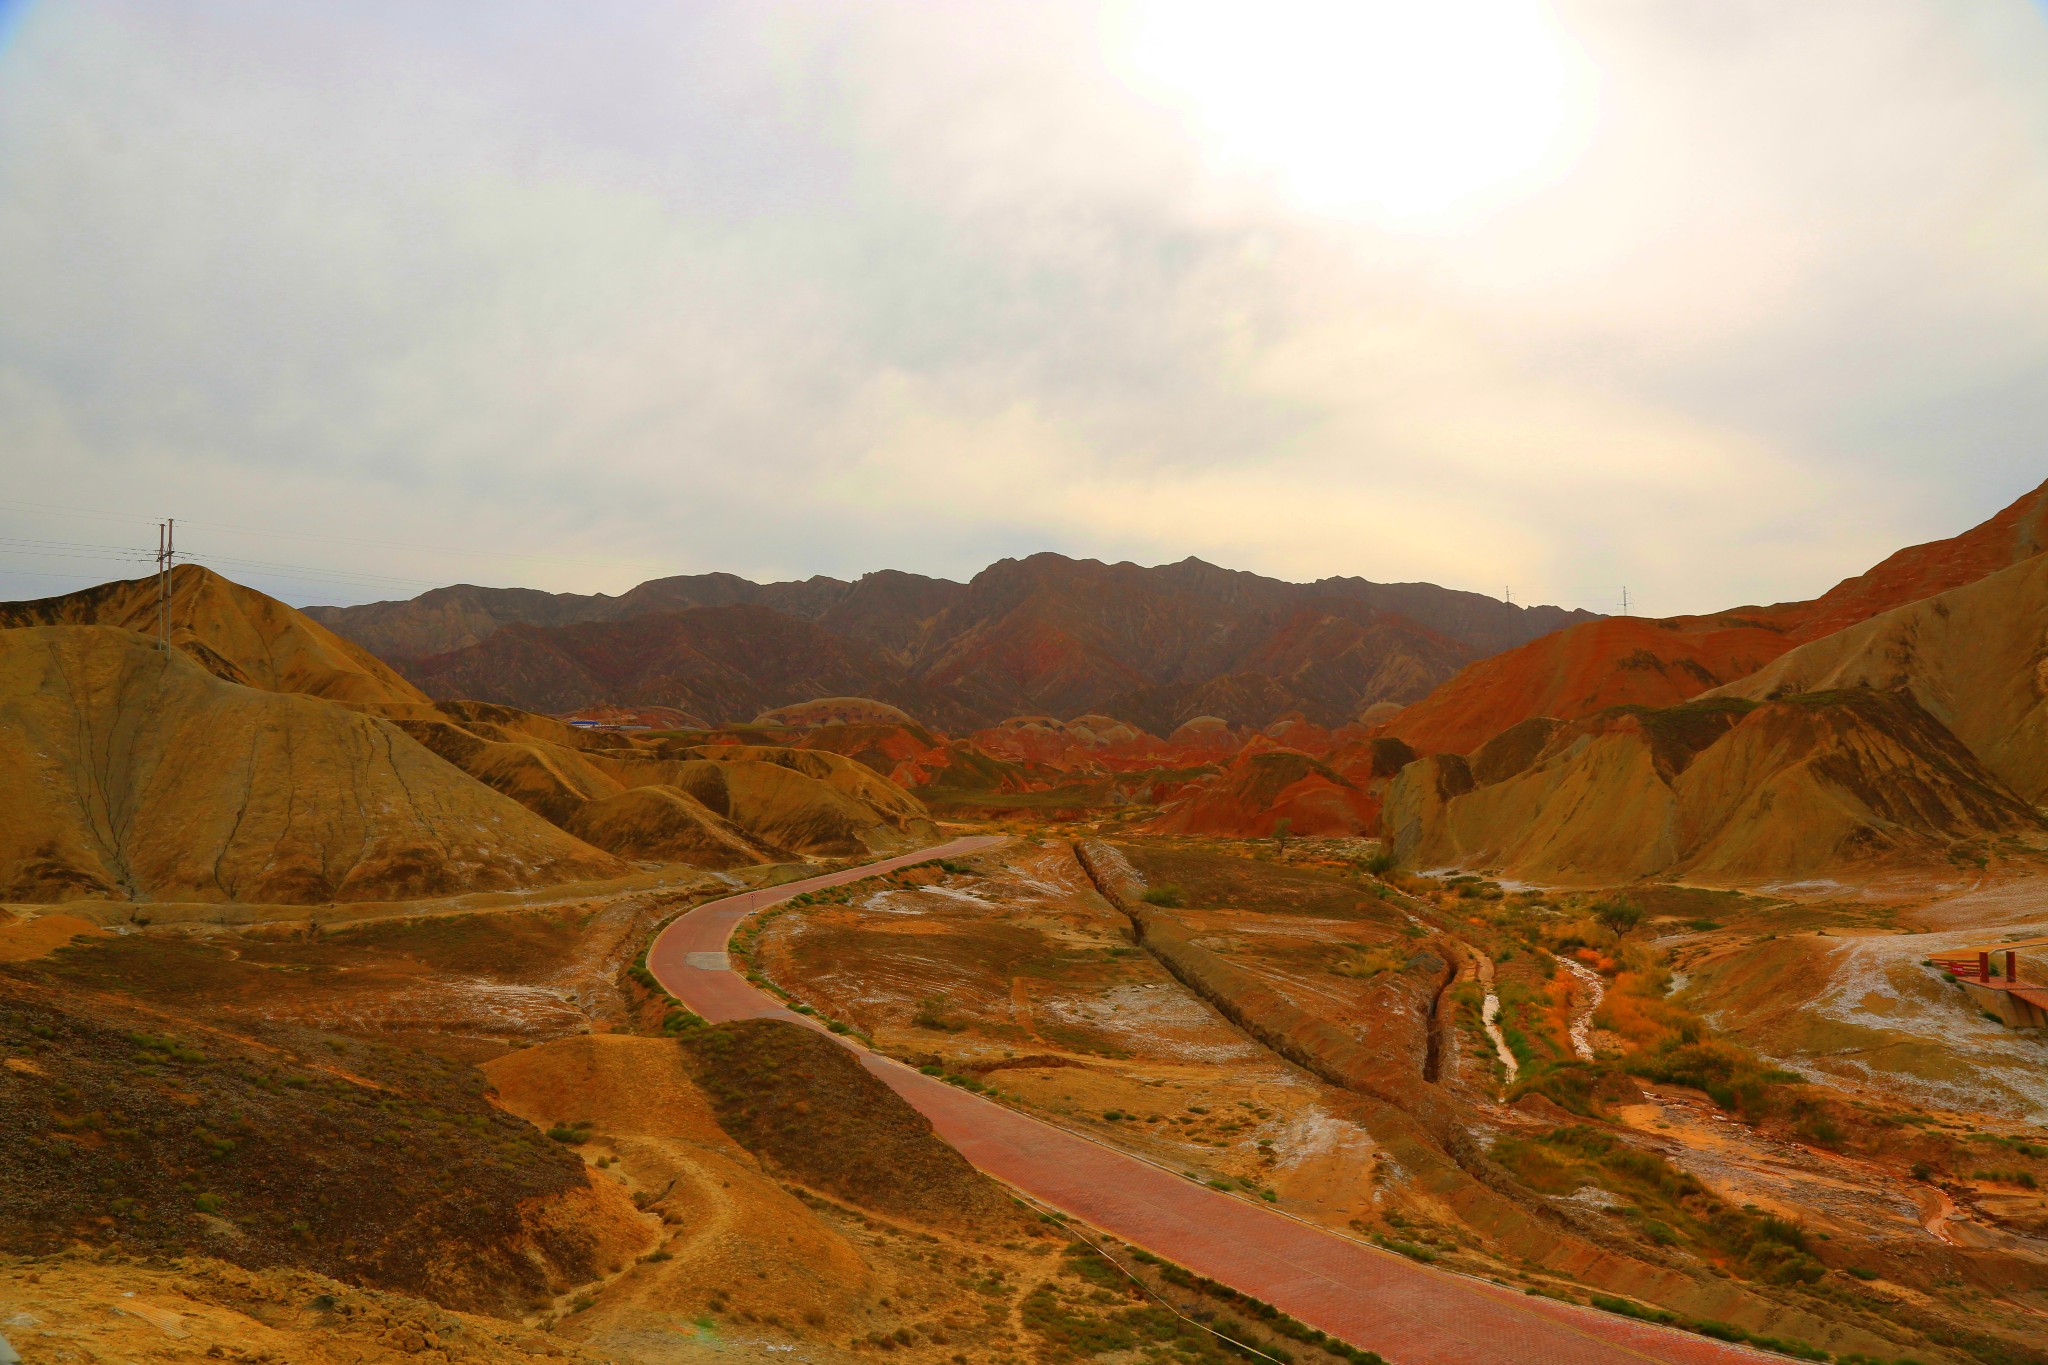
<box><xmin>1620</xmin><ymin>585</ymin><xmax>1631</xmax><ymax>617</ymax></box>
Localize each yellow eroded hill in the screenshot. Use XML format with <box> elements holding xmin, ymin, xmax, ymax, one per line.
<box><xmin>0</xmin><ymin>563</ymin><xmax>427</xmax><ymax>707</ymax></box>
<box><xmin>1386</xmin><ymin>691</ymin><xmax>2042</xmax><ymax>885</ymax></box>
<box><xmin>602</xmin><ymin>748</ymin><xmax>933</xmax><ymax>857</ymax></box>
<box><xmin>392</xmin><ymin>706</ymin><xmax>931</xmax><ymax>864</ymax></box>
<box><xmin>1714</xmin><ymin>551</ymin><xmax>2048</xmax><ymax>801</ymax></box>
<box><xmin>0</xmin><ymin>625</ymin><xmax>624</xmax><ymax>903</ymax></box>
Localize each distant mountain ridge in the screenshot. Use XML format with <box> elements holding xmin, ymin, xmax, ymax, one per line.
<box><xmin>306</xmin><ymin>553</ymin><xmax>1598</xmax><ymax>729</ymax></box>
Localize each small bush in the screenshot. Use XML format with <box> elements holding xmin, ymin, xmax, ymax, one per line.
<box><xmin>1140</xmin><ymin>885</ymin><xmax>1184</xmax><ymax>908</ymax></box>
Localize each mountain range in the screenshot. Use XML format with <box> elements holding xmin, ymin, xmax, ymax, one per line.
<box><xmin>305</xmin><ymin>554</ymin><xmax>1597</xmax><ymax>730</ymax></box>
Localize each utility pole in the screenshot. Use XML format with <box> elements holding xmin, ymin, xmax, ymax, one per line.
<box><xmin>1621</xmin><ymin>585</ymin><xmax>1631</xmax><ymax>617</ymax></box>
<box><xmin>1505</xmin><ymin>585</ymin><xmax>1513</xmax><ymax>606</ymax></box>
<box><xmin>157</xmin><ymin>518</ymin><xmax>174</xmax><ymax>650</ymax></box>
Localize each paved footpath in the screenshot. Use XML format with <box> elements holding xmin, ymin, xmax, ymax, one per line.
<box><xmin>647</xmin><ymin>838</ymin><xmax>1770</xmax><ymax>1365</ymax></box>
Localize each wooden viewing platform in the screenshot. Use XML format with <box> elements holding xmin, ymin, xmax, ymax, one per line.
<box><xmin>1930</xmin><ymin>938</ymin><xmax>2048</xmax><ymax>1029</ymax></box>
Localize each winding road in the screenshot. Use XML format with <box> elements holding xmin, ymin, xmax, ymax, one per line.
<box><xmin>647</xmin><ymin>838</ymin><xmax>1768</xmax><ymax>1365</ymax></box>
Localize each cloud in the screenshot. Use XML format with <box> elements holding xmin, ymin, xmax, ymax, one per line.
<box><xmin>0</xmin><ymin>0</ymin><xmax>2042</xmax><ymax>614</ymax></box>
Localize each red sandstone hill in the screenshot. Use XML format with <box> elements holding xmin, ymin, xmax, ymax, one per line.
<box><xmin>310</xmin><ymin>553</ymin><xmax>1594</xmax><ymax>730</ymax></box>
<box><xmin>1380</xmin><ymin>478</ymin><xmax>2048</xmax><ymax>757</ymax></box>
<box><xmin>1144</xmin><ymin>746</ymin><xmax>1379</xmax><ymax>839</ymax></box>
<box><xmin>1375</xmin><ymin>614</ymin><xmax>1792</xmax><ymax>757</ymax></box>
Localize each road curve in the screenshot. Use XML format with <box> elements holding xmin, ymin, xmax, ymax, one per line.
<box><xmin>647</xmin><ymin>839</ymin><xmax>1767</xmax><ymax>1365</ymax></box>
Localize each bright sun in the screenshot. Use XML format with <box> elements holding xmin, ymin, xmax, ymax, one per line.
<box><xmin>1123</xmin><ymin>0</ymin><xmax>1593</xmax><ymax>223</ymax></box>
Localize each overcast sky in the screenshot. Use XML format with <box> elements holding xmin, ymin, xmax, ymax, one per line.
<box><xmin>1</xmin><ymin>0</ymin><xmax>2044</xmax><ymax>614</ymax></box>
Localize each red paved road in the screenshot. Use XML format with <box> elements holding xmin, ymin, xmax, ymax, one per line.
<box><xmin>648</xmin><ymin>840</ymin><xmax>1769</xmax><ymax>1365</ymax></box>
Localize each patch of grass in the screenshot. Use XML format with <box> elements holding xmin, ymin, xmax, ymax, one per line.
<box><xmin>1493</xmin><ymin>1126</ymin><xmax>1825</xmax><ymax>1286</ymax></box>
<box><xmin>912</xmin><ymin>996</ymin><xmax>965</xmax><ymax>1032</ymax></box>
<box><xmin>676</xmin><ymin>1018</ymin><xmax>1025</xmax><ymax>1235</ymax></box>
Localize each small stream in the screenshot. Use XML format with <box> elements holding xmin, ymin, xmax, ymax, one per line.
<box><xmin>1464</xmin><ymin>947</ymin><xmax>1518</xmax><ymax>1092</ymax></box>
<box><xmin>1555</xmin><ymin>954</ymin><xmax>1604</xmax><ymax>1061</ymax></box>
<box><xmin>1481</xmin><ymin>990</ymin><xmax>1518</xmax><ymax>1087</ymax></box>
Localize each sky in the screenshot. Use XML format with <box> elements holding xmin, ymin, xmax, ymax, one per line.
<box><xmin>0</xmin><ymin>0</ymin><xmax>2044</xmax><ymax>615</ymax></box>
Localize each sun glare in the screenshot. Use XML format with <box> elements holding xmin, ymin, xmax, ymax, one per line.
<box><xmin>1124</xmin><ymin>0</ymin><xmax>1593</xmax><ymax>223</ymax></box>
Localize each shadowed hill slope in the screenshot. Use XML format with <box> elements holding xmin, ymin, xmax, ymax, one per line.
<box><xmin>1714</xmin><ymin>549</ymin><xmax>2048</xmax><ymax>802</ymax></box>
<box><xmin>0</xmin><ymin>625</ymin><xmax>625</xmax><ymax>903</ymax></box>
<box><xmin>1385</xmin><ymin>690</ymin><xmax>2043</xmax><ymax>885</ymax></box>
<box><xmin>0</xmin><ymin>562</ymin><xmax>427</xmax><ymax>707</ymax></box>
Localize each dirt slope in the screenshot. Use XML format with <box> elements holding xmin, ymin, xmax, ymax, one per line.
<box><xmin>0</xmin><ymin>625</ymin><xmax>624</xmax><ymax>903</ymax></box>
<box><xmin>0</xmin><ymin>563</ymin><xmax>427</xmax><ymax>707</ymax></box>
<box><xmin>1714</xmin><ymin>550</ymin><xmax>2048</xmax><ymax>802</ymax></box>
<box><xmin>1385</xmin><ymin>691</ymin><xmax>2044</xmax><ymax>884</ymax></box>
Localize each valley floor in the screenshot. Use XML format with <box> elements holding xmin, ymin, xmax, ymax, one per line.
<box><xmin>8</xmin><ymin>831</ymin><xmax>2048</xmax><ymax>1365</ymax></box>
